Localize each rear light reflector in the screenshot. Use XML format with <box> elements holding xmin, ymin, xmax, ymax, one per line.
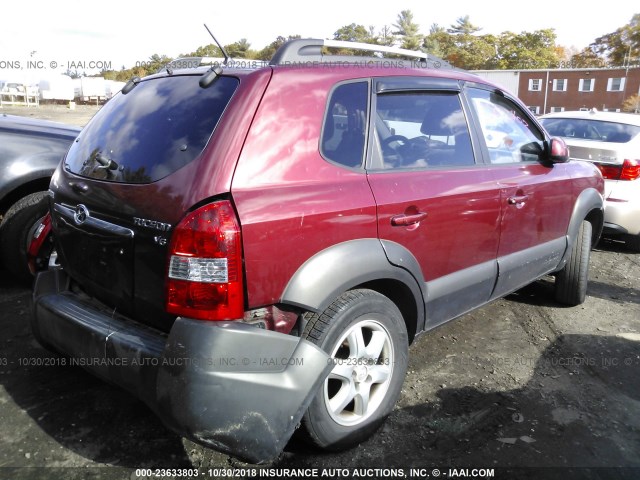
<box><xmin>169</xmin><ymin>257</ymin><xmax>228</xmax><ymax>283</ymax></box>
<box><xmin>165</xmin><ymin>201</ymin><xmax>244</xmax><ymax>321</ymax></box>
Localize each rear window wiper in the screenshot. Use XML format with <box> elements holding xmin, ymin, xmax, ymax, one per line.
<box><xmin>95</xmin><ymin>152</ymin><xmax>119</xmax><ymax>171</ymax></box>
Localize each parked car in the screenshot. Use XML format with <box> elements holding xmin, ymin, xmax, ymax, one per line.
<box><xmin>0</xmin><ymin>114</ymin><xmax>80</xmax><ymax>281</ymax></box>
<box><xmin>31</xmin><ymin>39</ymin><xmax>604</xmax><ymax>463</ymax></box>
<box><xmin>540</xmin><ymin>110</ymin><xmax>640</xmax><ymax>251</ymax></box>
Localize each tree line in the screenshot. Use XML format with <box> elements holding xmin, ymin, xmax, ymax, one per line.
<box><xmin>95</xmin><ymin>11</ymin><xmax>639</xmax><ymax>82</ymax></box>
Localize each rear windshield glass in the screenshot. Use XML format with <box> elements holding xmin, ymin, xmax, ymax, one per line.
<box><xmin>64</xmin><ymin>75</ymin><xmax>239</xmax><ymax>183</ymax></box>
<box><xmin>540</xmin><ymin>118</ymin><xmax>640</xmax><ymax>144</ymax></box>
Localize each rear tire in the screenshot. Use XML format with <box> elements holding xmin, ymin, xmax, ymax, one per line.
<box><xmin>555</xmin><ymin>220</ymin><xmax>592</xmax><ymax>306</ymax></box>
<box><xmin>301</xmin><ymin>289</ymin><xmax>408</xmax><ymax>450</ymax></box>
<box><xmin>0</xmin><ymin>192</ymin><xmax>49</xmax><ymax>283</ymax></box>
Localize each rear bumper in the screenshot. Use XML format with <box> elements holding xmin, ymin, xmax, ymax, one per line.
<box><xmin>603</xmin><ymin>199</ymin><xmax>640</xmax><ymax>235</ymax></box>
<box><xmin>604</xmin><ymin>181</ymin><xmax>640</xmax><ymax>236</ymax></box>
<box><xmin>31</xmin><ymin>269</ymin><xmax>331</xmax><ymax>464</ymax></box>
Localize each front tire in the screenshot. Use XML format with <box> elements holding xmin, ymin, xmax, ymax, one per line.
<box><xmin>0</xmin><ymin>192</ymin><xmax>49</xmax><ymax>283</ymax></box>
<box><xmin>301</xmin><ymin>289</ymin><xmax>408</xmax><ymax>450</ymax></box>
<box><xmin>555</xmin><ymin>220</ymin><xmax>592</xmax><ymax>306</ymax></box>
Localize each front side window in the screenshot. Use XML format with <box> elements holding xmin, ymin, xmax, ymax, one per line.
<box><xmin>467</xmin><ymin>88</ymin><xmax>545</xmax><ymax>164</ymax></box>
<box><xmin>321</xmin><ymin>81</ymin><xmax>369</xmax><ymax>168</ymax></box>
<box><xmin>372</xmin><ymin>92</ymin><xmax>475</xmax><ymax>170</ymax></box>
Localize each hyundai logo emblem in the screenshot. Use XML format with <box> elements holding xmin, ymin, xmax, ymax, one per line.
<box><xmin>74</xmin><ymin>204</ymin><xmax>90</xmax><ymax>225</ymax></box>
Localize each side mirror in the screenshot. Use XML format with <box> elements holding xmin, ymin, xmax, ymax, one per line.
<box><xmin>548</xmin><ymin>137</ymin><xmax>569</xmax><ymax>163</ymax></box>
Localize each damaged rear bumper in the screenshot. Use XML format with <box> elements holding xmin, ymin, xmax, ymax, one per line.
<box><xmin>31</xmin><ymin>269</ymin><xmax>331</xmax><ymax>464</ymax></box>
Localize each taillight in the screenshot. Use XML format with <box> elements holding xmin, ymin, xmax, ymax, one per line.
<box><xmin>620</xmin><ymin>159</ymin><xmax>640</xmax><ymax>181</ymax></box>
<box><xmin>27</xmin><ymin>212</ymin><xmax>52</xmax><ymax>274</ymax></box>
<box><xmin>596</xmin><ymin>159</ymin><xmax>640</xmax><ymax>181</ymax></box>
<box><xmin>165</xmin><ymin>200</ymin><xmax>244</xmax><ymax>321</ymax></box>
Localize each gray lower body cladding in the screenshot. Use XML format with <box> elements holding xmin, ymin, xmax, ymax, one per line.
<box><xmin>31</xmin><ymin>269</ymin><xmax>331</xmax><ymax>464</ymax></box>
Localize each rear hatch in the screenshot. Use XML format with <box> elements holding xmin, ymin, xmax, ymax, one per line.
<box><xmin>50</xmin><ymin>72</ymin><xmax>241</xmax><ymax>331</ymax></box>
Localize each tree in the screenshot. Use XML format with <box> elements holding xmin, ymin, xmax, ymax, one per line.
<box><xmin>623</xmin><ymin>94</ymin><xmax>640</xmax><ymax>114</ymax></box>
<box><xmin>333</xmin><ymin>23</ymin><xmax>376</xmax><ymax>43</ymax></box>
<box><xmin>494</xmin><ymin>29</ymin><xmax>560</xmax><ymax>69</ymax></box>
<box><xmin>445</xmin><ymin>34</ymin><xmax>497</xmax><ymax>70</ymax></box>
<box><xmin>447</xmin><ymin>15</ymin><xmax>481</xmax><ymax>35</ymax></box>
<box><xmin>436</xmin><ymin>15</ymin><xmax>495</xmax><ymax>69</ymax></box>
<box><xmin>429</xmin><ymin>23</ymin><xmax>445</xmax><ymax>35</ymax></box>
<box><xmin>393</xmin><ymin>10</ymin><xmax>422</xmax><ymax>50</ymax></box>
<box><xmin>256</xmin><ymin>35</ymin><xmax>301</xmax><ymax>61</ymax></box>
<box><xmin>183</xmin><ymin>44</ymin><xmax>223</xmax><ymax>58</ymax></box>
<box><xmin>63</xmin><ymin>69</ymin><xmax>81</xmax><ymax>79</ymax></box>
<box><xmin>590</xmin><ymin>13</ymin><xmax>640</xmax><ymax>66</ymax></box>
<box><xmin>378</xmin><ymin>25</ymin><xmax>396</xmax><ymax>46</ymax></box>
<box><xmin>224</xmin><ymin>39</ymin><xmax>256</xmax><ymax>59</ymax></box>
<box><xmin>145</xmin><ymin>54</ymin><xmax>173</xmax><ymax>72</ymax></box>
<box><xmin>331</xmin><ymin>23</ymin><xmax>381</xmax><ymax>55</ymax></box>
<box><xmin>570</xmin><ymin>46</ymin><xmax>606</xmax><ymax>68</ymax></box>
<box><xmin>423</xmin><ymin>24</ymin><xmax>448</xmax><ymax>58</ymax></box>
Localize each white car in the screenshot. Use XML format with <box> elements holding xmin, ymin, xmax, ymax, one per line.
<box><xmin>540</xmin><ymin>110</ymin><xmax>640</xmax><ymax>252</ymax></box>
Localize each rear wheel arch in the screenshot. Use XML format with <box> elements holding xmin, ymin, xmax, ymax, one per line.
<box><xmin>281</xmin><ymin>239</ymin><xmax>424</xmax><ymax>342</ymax></box>
<box><xmin>584</xmin><ymin>207</ymin><xmax>604</xmax><ymax>247</ymax></box>
<box><xmin>558</xmin><ymin>188</ymin><xmax>604</xmax><ymax>269</ymax></box>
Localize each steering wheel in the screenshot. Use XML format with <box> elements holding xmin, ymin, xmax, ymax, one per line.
<box><xmin>381</xmin><ymin>135</ymin><xmax>410</xmax><ymax>148</ymax></box>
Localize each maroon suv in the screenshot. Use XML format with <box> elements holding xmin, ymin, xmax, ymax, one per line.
<box><xmin>32</xmin><ymin>39</ymin><xmax>604</xmax><ymax>463</ymax></box>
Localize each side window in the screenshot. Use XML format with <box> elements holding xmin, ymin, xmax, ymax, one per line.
<box><xmin>321</xmin><ymin>82</ymin><xmax>368</xmax><ymax>168</ymax></box>
<box><xmin>467</xmin><ymin>88</ymin><xmax>545</xmax><ymax>164</ymax></box>
<box><xmin>372</xmin><ymin>92</ymin><xmax>475</xmax><ymax>170</ymax></box>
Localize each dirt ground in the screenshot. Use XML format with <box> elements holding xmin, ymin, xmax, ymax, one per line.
<box><xmin>0</xmin><ymin>103</ymin><xmax>100</xmax><ymax>127</ymax></box>
<box><xmin>0</xmin><ymin>106</ymin><xmax>639</xmax><ymax>479</ymax></box>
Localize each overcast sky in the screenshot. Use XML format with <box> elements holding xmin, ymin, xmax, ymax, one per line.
<box><xmin>0</xmin><ymin>0</ymin><xmax>636</xmax><ymax>79</ymax></box>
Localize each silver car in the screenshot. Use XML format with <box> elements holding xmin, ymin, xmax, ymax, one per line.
<box><xmin>540</xmin><ymin>110</ymin><xmax>640</xmax><ymax>251</ymax></box>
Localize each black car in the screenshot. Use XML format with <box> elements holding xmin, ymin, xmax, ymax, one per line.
<box><xmin>0</xmin><ymin>114</ymin><xmax>80</xmax><ymax>281</ymax></box>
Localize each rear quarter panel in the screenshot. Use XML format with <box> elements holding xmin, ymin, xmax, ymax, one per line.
<box><xmin>231</xmin><ymin>68</ymin><xmax>378</xmax><ymax>308</ymax></box>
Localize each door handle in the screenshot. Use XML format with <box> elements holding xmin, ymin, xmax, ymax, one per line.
<box><xmin>508</xmin><ymin>194</ymin><xmax>529</xmax><ymax>206</ymax></box>
<box><xmin>391</xmin><ymin>211</ymin><xmax>428</xmax><ymax>227</ymax></box>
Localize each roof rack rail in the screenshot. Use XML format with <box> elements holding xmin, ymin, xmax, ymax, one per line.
<box><xmin>269</xmin><ymin>38</ymin><xmax>452</xmax><ymax>69</ymax></box>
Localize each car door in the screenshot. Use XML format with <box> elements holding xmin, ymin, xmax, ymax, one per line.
<box><xmin>465</xmin><ymin>87</ymin><xmax>575</xmax><ymax>299</ymax></box>
<box><xmin>366</xmin><ymin>78</ymin><xmax>502</xmax><ymax>328</ymax></box>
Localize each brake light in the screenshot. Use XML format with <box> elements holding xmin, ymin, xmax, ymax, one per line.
<box><xmin>27</xmin><ymin>212</ymin><xmax>52</xmax><ymax>274</ymax></box>
<box><xmin>165</xmin><ymin>200</ymin><xmax>244</xmax><ymax>321</ymax></box>
<box><xmin>596</xmin><ymin>159</ymin><xmax>640</xmax><ymax>181</ymax></box>
<box><xmin>620</xmin><ymin>159</ymin><xmax>640</xmax><ymax>181</ymax></box>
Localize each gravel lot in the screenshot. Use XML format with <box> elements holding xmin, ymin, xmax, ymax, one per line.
<box><xmin>0</xmin><ymin>106</ymin><xmax>639</xmax><ymax>480</ymax></box>
<box><xmin>0</xmin><ymin>104</ymin><xmax>100</xmax><ymax>127</ymax></box>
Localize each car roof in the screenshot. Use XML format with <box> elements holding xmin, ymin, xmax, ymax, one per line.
<box><xmin>540</xmin><ymin>110</ymin><xmax>640</xmax><ymax>127</ymax></box>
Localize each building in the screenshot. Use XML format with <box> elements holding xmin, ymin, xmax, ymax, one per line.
<box><xmin>472</xmin><ymin>67</ymin><xmax>640</xmax><ymax>115</ymax></box>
